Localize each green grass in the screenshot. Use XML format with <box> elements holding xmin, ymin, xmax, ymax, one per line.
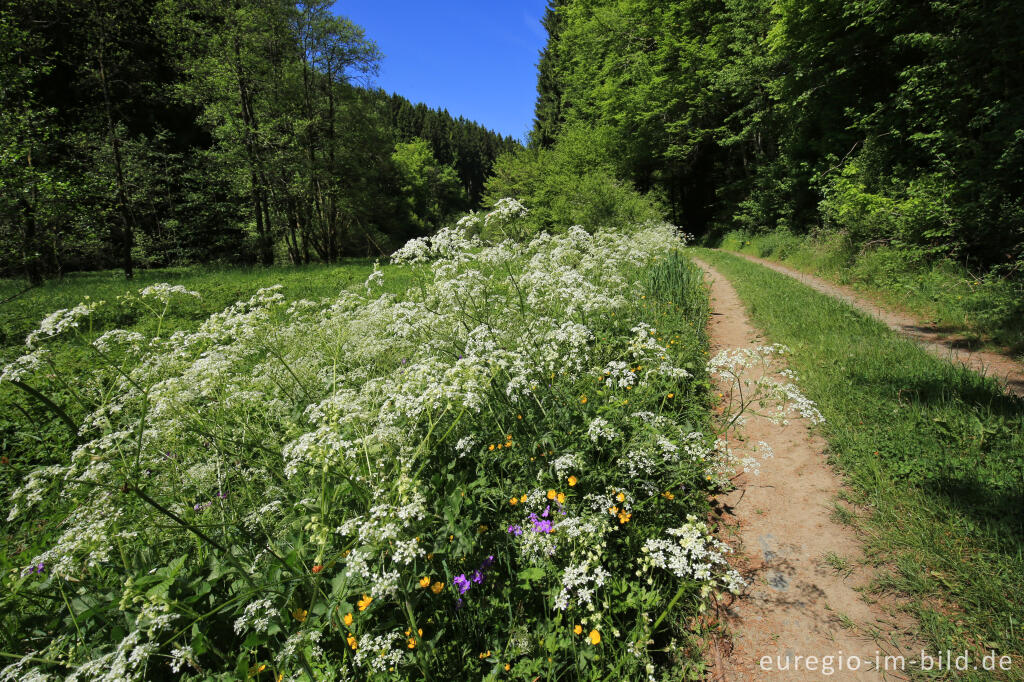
<box><xmin>0</xmin><ymin>261</ymin><xmax>414</xmax><ymax>349</ymax></box>
<box><xmin>0</xmin><ymin>261</ymin><xmax>413</xmax><ymax>496</ymax></box>
<box><xmin>696</xmin><ymin>248</ymin><xmax>1023</xmax><ymax>679</ymax></box>
<box><xmin>717</xmin><ymin>230</ymin><xmax>1024</xmax><ymax>357</ymax></box>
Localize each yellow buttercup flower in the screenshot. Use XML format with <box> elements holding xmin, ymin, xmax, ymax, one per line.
<box><xmin>616</xmin><ymin>492</ymin><xmax>626</xmax><ymax>502</ymax></box>
<box><xmin>431</xmin><ymin>581</ymin><xmax>444</xmax><ymax>594</ymax></box>
<box><xmin>419</xmin><ymin>576</ymin><xmax>430</xmax><ymax>588</ymax></box>
<box><xmin>589</xmin><ymin>629</ymin><xmax>601</xmax><ymax>645</ymax></box>
<box><xmin>357</xmin><ymin>595</ymin><xmax>373</xmax><ymax>611</ymax></box>
<box><xmin>408</xmin><ymin>637</ymin><xmax>416</xmax><ymax>649</ymax></box>
<box><xmin>618</xmin><ymin>512</ymin><xmax>632</xmax><ymax>524</ymax></box>
<box><xmin>547</xmin><ymin>489</ymin><xmax>556</xmax><ymax>500</ymax></box>
<box><xmin>510</xmin><ymin>497</ymin><xmax>518</xmax><ymax>505</ymax></box>
<box><xmin>489</xmin><ymin>444</ymin><xmax>495</xmax><ymax>451</ymax></box>
<box><xmin>580</xmin><ymin>395</ymin><xmax>587</xmax><ymax>404</ymax></box>
<box><xmin>504</xmin><ymin>663</ymin><xmax>511</xmax><ymax>671</ymax></box>
<box><xmin>556</xmin><ymin>492</ymin><xmax>566</xmax><ymax>504</ymax></box>
<box><xmin>292</xmin><ymin>608</ymin><xmax>307</xmax><ymax>622</ymax></box>
<box><xmin>567</xmin><ymin>475</ymin><xmax>578</xmax><ymax>487</ymax></box>
<box><xmin>662</xmin><ymin>491</ymin><xmax>675</xmax><ymax>500</ymax></box>
<box><xmin>347</xmin><ymin>634</ymin><xmax>358</xmax><ymax>650</ymax></box>
<box><xmin>574</xmin><ymin>624</ymin><xmax>583</xmax><ymax>635</ymax></box>
<box><xmin>343</xmin><ymin>612</ymin><xmax>353</xmax><ymax>626</ymax></box>
<box><xmin>479</xmin><ymin>650</ymin><xmax>492</xmax><ymax>659</ymax></box>
<box><xmin>519</xmin><ymin>494</ymin><xmax>527</xmax><ymax>503</ymax></box>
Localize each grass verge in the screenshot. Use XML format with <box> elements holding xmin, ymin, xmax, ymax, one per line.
<box><xmin>716</xmin><ymin>230</ymin><xmax>1024</xmax><ymax>357</ymax></box>
<box><xmin>696</xmin><ymin>248</ymin><xmax>1023</xmax><ymax>680</ymax></box>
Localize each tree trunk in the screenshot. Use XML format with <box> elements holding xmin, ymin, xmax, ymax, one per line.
<box><xmin>97</xmin><ymin>49</ymin><xmax>135</xmax><ymax>279</ymax></box>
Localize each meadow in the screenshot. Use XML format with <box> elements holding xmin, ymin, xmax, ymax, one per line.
<box><xmin>0</xmin><ymin>209</ymin><xmax>810</xmax><ymax>680</ymax></box>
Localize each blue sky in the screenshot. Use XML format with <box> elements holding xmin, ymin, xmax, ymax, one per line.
<box><xmin>331</xmin><ymin>1</ymin><xmax>550</xmax><ymax>141</ymax></box>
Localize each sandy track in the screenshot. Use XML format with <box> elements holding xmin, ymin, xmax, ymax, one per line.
<box><xmin>692</xmin><ymin>258</ymin><xmax>918</xmax><ymax>681</ymax></box>
<box><xmin>724</xmin><ymin>251</ymin><xmax>1024</xmax><ymax>398</ymax></box>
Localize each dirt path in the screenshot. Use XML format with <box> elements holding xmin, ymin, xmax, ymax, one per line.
<box><xmin>692</xmin><ymin>258</ymin><xmax>918</xmax><ymax>681</ymax></box>
<box><xmin>725</xmin><ymin>251</ymin><xmax>1024</xmax><ymax>398</ymax></box>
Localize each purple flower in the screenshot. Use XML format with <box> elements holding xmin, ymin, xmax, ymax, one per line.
<box><xmin>532</xmin><ymin>518</ymin><xmax>554</xmax><ymax>534</ymax></box>
<box><xmin>453</xmin><ymin>574</ymin><xmax>471</xmax><ymax>595</ymax></box>
<box><xmin>471</xmin><ymin>570</ymin><xmax>484</xmax><ymax>584</ymax></box>
<box><xmin>217</xmin><ymin>491</ymin><xmax>228</xmax><ymax>499</ymax></box>
<box><xmin>481</xmin><ymin>555</ymin><xmax>495</xmax><ymax>569</ymax></box>
<box><xmin>527</xmin><ymin>512</ymin><xmax>554</xmax><ymax>534</ymax></box>
<box><xmin>508</xmin><ymin>524</ymin><xmax>523</xmax><ymax>537</ymax></box>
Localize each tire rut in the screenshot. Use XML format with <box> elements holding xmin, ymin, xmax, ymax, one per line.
<box><xmin>692</xmin><ymin>257</ymin><xmax>918</xmax><ymax>681</ymax></box>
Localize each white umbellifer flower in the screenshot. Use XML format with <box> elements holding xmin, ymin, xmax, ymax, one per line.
<box><xmin>233</xmin><ymin>598</ymin><xmax>275</xmax><ymax>635</ymax></box>
<box><xmin>92</xmin><ymin>329</ymin><xmax>147</xmax><ymax>354</ymax></box>
<box><xmin>587</xmin><ymin>417</ymin><xmax>618</xmax><ymax>442</ymax></box>
<box><xmin>25</xmin><ymin>304</ymin><xmax>94</xmax><ymax>347</ymax></box>
<box><xmin>391</xmin><ymin>537</ymin><xmax>424</xmax><ymax>565</ymax></box>
<box><xmin>365</xmin><ymin>261</ymin><xmax>385</xmax><ymax>291</ymax></box>
<box><xmin>9</xmin><ymin>204</ymin><xmax>712</xmax><ymax>675</ymax></box>
<box><xmin>169</xmin><ymin>645</ymin><xmax>194</xmax><ymax>674</ymax></box>
<box><xmin>0</xmin><ymin>349</ymin><xmax>48</xmax><ymax>384</ymax></box>
<box><xmin>641</xmin><ymin>516</ymin><xmax>746</xmax><ymax>594</ymax></box>
<box><xmin>554</xmin><ymin>561</ymin><xmax>610</xmax><ymax>610</ymax></box>
<box><xmin>483</xmin><ymin>197</ymin><xmax>529</xmax><ymax>226</ymax></box>
<box><xmin>353</xmin><ymin>632</ymin><xmax>409</xmax><ymax>672</ymax></box>
<box><xmin>137</xmin><ymin>282</ymin><xmax>201</xmax><ymax>303</ymax></box>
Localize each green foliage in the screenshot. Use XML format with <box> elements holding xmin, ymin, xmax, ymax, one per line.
<box><xmin>530</xmin><ymin>0</ymin><xmax>567</xmax><ymax>149</ymax></box>
<box><xmin>533</xmin><ymin>0</ymin><xmax>1024</xmax><ymax>269</ymax></box>
<box><xmin>0</xmin><ymin>1</ymin><xmax>521</xmax><ymax>281</ymax></box>
<box><xmin>483</xmin><ymin>124</ymin><xmax>664</xmax><ymax>237</ymax></box>
<box><xmin>0</xmin><ymin>226</ymin><xmax>730</xmax><ymax>679</ymax></box>
<box><xmin>697</xmin><ymin>249</ymin><xmax>1024</xmax><ymax>677</ymax></box>
<box><xmin>391</xmin><ymin>139</ymin><xmax>467</xmax><ymax>234</ymax></box>
<box><xmin>377</xmin><ymin>91</ymin><xmax>519</xmax><ymax>206</ymax></box>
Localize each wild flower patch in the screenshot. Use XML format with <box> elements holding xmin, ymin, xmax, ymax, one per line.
<box><xmin>0</xmin><ymin>209</ymin><xmax>819</xmax><ymax>680</ymax></box>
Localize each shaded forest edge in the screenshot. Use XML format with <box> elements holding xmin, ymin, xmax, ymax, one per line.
<box><xmin>0</xmin><ymin>0</ymin><xmax>519</xmax><ymax>281</ymax></box>
<box><xmin>529</xmin><ymin>0</ymin><xmax>1024</xmax><ymax>278</ymax></box>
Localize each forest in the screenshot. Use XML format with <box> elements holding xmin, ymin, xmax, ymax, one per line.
<box><xmin>530</xmin><ymin>0</ymin><xmax>1024</xmax><ymax>272</ymax></box>
<box><xmin>0</xmin><ymin>0</ymin><xmax>518</xmax><ymax>282</ymax></box>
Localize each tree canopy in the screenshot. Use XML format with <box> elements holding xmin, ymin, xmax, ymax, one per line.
<box><xmin>532</xmin><ymin>0</ymin><xmax>1024</xmax><ymax>269</ymax></box>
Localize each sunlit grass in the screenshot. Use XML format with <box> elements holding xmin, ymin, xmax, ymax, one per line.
<box><xmin>696</xmin><ymin>248</ymin><xmax>1023</xmax><ymax>679</ymax></box>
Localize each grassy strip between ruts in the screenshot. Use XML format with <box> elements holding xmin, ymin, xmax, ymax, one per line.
<box><xmin>716</xmin><ymin>230</ymin><xmax>1024</xmax><ymax>357</ymax></box>
<box><xmin>0</xmin><ymin>221</ymin><xmax>740</xmax><ymax>681</ymax></box>
<box><xmin>695</xmin><ymin>248</ymin><xmax>1024</xmax><ymax>680</ymax></box>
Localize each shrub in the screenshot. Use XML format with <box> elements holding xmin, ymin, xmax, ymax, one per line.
<box><xmin>482</xmin><ymin>124</ymin><xmax>664</xmax><ymax>238</ymax></box>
